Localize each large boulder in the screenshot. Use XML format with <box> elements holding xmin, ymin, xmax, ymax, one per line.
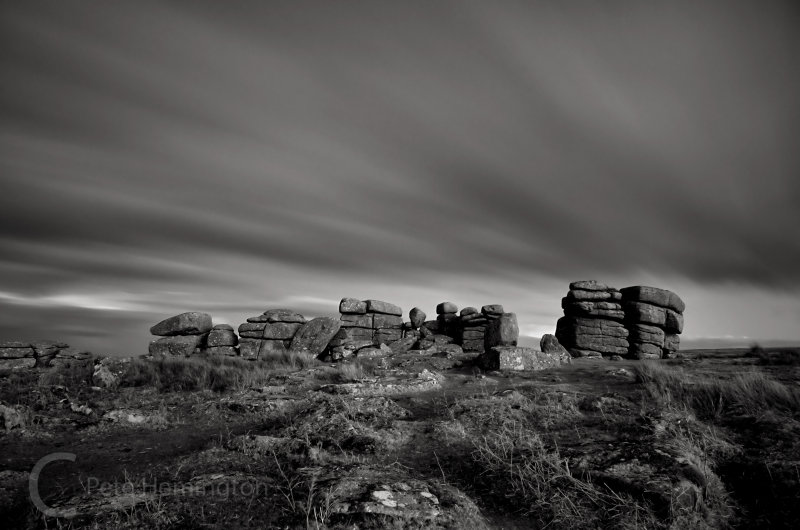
<box><xmin>620</xmin><ymin>286</ymin><xmax>685</xmax><ymax>313</ymax></box>
<box><xmin>150</xmin><ymin>312</ymin><xmax>212</xmax><ymax>336</ymax></box>
<box><xmin>436</xmin><ymin>302</ymin><xmax>458</xmax><ymax>314</ymax></box>
<box><xmin>148</xmin><ymin>335</ymin><xmax>206</xmax><ymax>356</ymax></box>
<box><xmin>627</xmin><ymin>324</ymin><xmax>666</xmax><ymax>346</ymax></box>
<box><xmin>340</xmin><ymin>314</ymin><xmax>374</xmax><ymax>328</ymax></box>
<box><xmin>207</xmin><ymin>326</ymin><xmax>238</xmax><ymax>347</ymax></box>
<box><xmin>481</xmin><ymin>304</ymin><xmax>504</xmax><ymax>318</ymax></box>
<box><xmin>562</xmin><ymin>300</ymin><xmax>625</xmax><ymax>321</ymax></box>
<box><xmin>239</xmin><ymin>338</ymin><xmax>287</xmax><ymax>359</ymax></box>
<box><xmin>665</xmin><ymin>309</ymin><xmax>684</xmax><ymax>334</ymax></box>
<box><xmin>622</xmin><ymin>302</ymin><xmax>667</xmax><ymax>327</ymax></box>
<box><xmin>484</xmin><ymin>313</ymin><xmax>519</xmax><ymax>349</ymax></box>
<box><xmin>290</xmin><ymin>317</ymin><xmax>342</xmax><ymax>355</ymax></box>
<box><xmin>556</xmin><ymin>317</ymin><xmax>629</xmax><ymax>339</ymax></box>
<box><xmin>247</xmin><ymin>309</ymin><xmax>306</xmax><ymax>324</ymax></box>
<box><xmin>540</xmin><ymin>334</ymin><xmax>569</xmax><ymax>356</ymax></box>
<box><xmin>569</xmin><ymin>280</ymin><xmax>613</xmax><ymax>291</ymax></box>
<box><xmin>628</xmin><ymin>342</ymin><xmax>663</xmax><ymax>359</ymax></box>
<box><xmin>480</xmin><ymin>346</ymin><xmax>570</xmax><ymax>371</ymax></box>
<box><xmin>339</xmin><ymin>297</ymin><xmax>367</xmax><ymax>314</ymax></box>
<box><xmin>365</xmin><ymin>300</ymin><xmax>402</xmax><ymax>316</ymax></box>
<box><xmin>409</xmin><ymin>307</ymin><xmax>426</xmax><ymax>329</ymax></box>
<box><xmin>238</xmin><ymin>322</ymin><xmax>301</xmax><ymax>339</ymax></box>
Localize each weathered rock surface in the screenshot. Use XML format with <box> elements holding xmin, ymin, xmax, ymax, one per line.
<box><xmin>290</xmin><ymin>317</ymin><xmax>341</xmax><ymax>355</ymax></box>
<box><xmin>481</xmin><ymin>304</ymin><xmax>504</xmax><ymax>317</ymax></box>
<box><xmin>620</xmin><ymin>285</ymin><xmax>685</xmax><ymax>313</ymax></box>
<box><xmin>149</xmin><ymin>335</ymin><xmax>206</xmax><ymax>356</ymax></box>
<box><xmin>623</xmin><ymin>301</ymin><xmax>668</xmax><ymax>327</ymax></box>
<box><xmin>627</xmin><ymin>323</ymin><xmax>666</xmax><ymax>346</ymax></box>
<box><xmin>150</xmin><ymin>312</ymin><xmax>212</xmax><ymax>336</ymax></box>
<box><xmin>206</xmin><ymin>327</ymin><xmax>238</xmax><ymax>347</ymax></box>
<box><xmin>436</xmin><ymin>302</ymin><xmax>458</xmax><ymax>314</ymax></box>
<box><xmin>484</xmin><ymin>313</ymin><xmax>519</xmax><ymax>349</ymax></box>
<box><xmin>480</xmin><ymin>346</ymin><xmax>570</xmax><ymax>371</ymax></box>
<box><xmin>409</xmin><ymin>307</ymin><xmax>427</xmax><ymax>329</ymax></box>
<box><xmin>365</xmin><ymin>300</ymin><xmax>402</xmax><ymax>316</ymax></box>
<box><xmin>253</xmin><ymin>309</ymin><xmax>307</xmax><ymax>324</ymax></box>
<box><xmin>239</xmin><ymin>338</ymin><xmax>287</xmax><ymax>359</ymax></box>
<box><xmin>339</xmin><ymin>297</ymin><xmax>367</xmax><ymax>314</ymax></box>
<box><xmin>540</xmin><ymin>334</ymin><xmax>570</xmax><ymax>356</ymax></box>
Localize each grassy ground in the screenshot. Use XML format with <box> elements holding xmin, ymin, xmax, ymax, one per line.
<box><xmin>1</xmin><ymin>347</ymin><xmax>798</xmax><ymax>529</ymax></box>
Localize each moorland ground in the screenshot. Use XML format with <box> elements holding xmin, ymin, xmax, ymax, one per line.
<box><xmin>1</xmin><ymin>347</ymin><xmax>799</xmax><ymax>529</ymax></box>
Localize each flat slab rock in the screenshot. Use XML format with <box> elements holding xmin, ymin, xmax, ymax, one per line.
<box><xmin>318</xmin><ymin>369</ymin><xmax>444</xmax><ymax>396</ymax></box>
<box><xmin>480</xmin><ymin>346</ymin><xmax>571</xmax><ymax>371</ymax></box>
<box><xmin>311</xmin><ymin>464</ymin><xmax>484</xmax><ymax>527</ymax></box>
<box><xmin>149</xmin><ymin>312</ymin><xmax>212</xmax><ymax>336</ymax></box>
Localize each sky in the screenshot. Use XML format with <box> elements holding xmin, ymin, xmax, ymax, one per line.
<box><xmin>1</xmin><ymin>0</ymin><xmax>799</xmax><ymax>356</ymax></box>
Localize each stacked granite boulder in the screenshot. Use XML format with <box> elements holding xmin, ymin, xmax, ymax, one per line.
<box><xmin>555</xmin><ymin>282</ymin><xmax>629</xmax><ymax>358</ymax></box>
<box><xmin>459</xmin><ymin>307</ymin><xmax>487</xmax><ymax>353</ymax></box>
<box><xmin>555</xmin><ymin>281</ymin><xmax>685</xmax><ymax>359</ymax></box>
<box><xmin>149</xmin><ymin>312</ymin><xmax>213</xmax><ymax>357</ymax></box>
<box><xmin>204</xmin><ymin>324</ymin><xmax>239</xmax><ymax>356</ymax></box>
<box><xmin>435</xmin><ymin>302</ymin><xmax>460</xmax><ymax>339</ymax></box>
<box><xmin>621</xmin><ymin>286</ymin><xmax>685</xmax><ymax>359</ymax></box>
<box><xmin>238</xmin><ymin>309</ymin><xmax>306</xmax><ymax>359</ymax></box>
<box><xmin>329</xmin><ymin>298</ymin><xmax>403</xmax><ymax>359</ymax></box>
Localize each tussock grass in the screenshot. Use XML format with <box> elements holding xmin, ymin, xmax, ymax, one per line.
<box><xmin>38</xmin><ymin>359</ymin><xmax>95</xmax><ymax>388</ymax></box>
<box><xmin>471</xmin><ymin>420</ymin><xmax>659</xmax><ymax>529</ymax></box>
<box><xmin>636</xmin><ymin>361</ymin><xmax>800</xmax><ymax>418</ymax></box>
<box><xmin>120</xmin><ymin>352</ymin><xmax>321</xmax><ymax>392</ymax></box>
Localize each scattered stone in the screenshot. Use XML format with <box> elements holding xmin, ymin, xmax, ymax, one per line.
<box><xmin>0</xmin><ymin>403</ymin><xmax>26</xmax><ymax>430</ymax></box>
<box><xmin>92</xmin><ymin>364</ymin><xmax>119</xmax><ymax>388</ymax></box>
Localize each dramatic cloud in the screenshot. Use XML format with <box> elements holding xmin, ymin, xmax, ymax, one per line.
<box><xmin>1</xmin><ymin>1</ymin><xmax>799</xmax><ymax>353</ymax></box>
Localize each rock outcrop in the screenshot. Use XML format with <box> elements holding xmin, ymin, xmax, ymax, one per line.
<box><xmin>149</xmin><ymin>312</ymin><xmax>214</xmax><ymax>357</ymax></box>
<box><xmin>0</xmin><ymin>340</ymin><xmax>70</xmax><ymax>369</ymax></box>
<box><xmin>555</xmin><ymin>281</ymin><xmax>684</xmax><ymax>359</ymax></box>
<box><xmin>329</xmin><ymin>298</ymin><xmax>403</xmax><ymax>360</ymax></box>
<box><xmin>239</xmin><ymin>309</ymin><xmax>305</xmax><ymax>359</ymax></box>
<box><xmin>621</xmin><ymin>286</ymin><xmax>684</xmax><ymax>359</ymax></box>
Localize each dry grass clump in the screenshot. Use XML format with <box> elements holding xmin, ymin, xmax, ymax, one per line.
<box><xmin>471</xmin><ymin>420</ymin><xmax>659</xmax><ymax>529</ymax></box>
<box><xmin>120</xmin><ymin>352</ymin><xmax>321</xmax><ymax>392</ymax></box>
<box><xmin>636</xmin><ymin>361</ymin><xmax>800</xmax><ymax>418</ymax></box>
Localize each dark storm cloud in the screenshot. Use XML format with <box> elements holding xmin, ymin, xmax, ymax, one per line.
<box><xmin>1</xmin><ymin>0</ymin><xmax>799</xmax><ymax>351</ymax></box>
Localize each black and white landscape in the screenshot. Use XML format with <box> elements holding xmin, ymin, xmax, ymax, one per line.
<box><xmin>1</xmin><ymin>1</ymin><xmax>799</xmax><ymax>529</ymax></box>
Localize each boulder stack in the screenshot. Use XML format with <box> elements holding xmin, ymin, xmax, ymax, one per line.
<box><xmin>555</xmin><ymin>282</ymin><xmax>628</xmax><ymax>359</ymax></box>
<box><xmin>149</xmin><ymin>312</ymin><xmax>213</xmax><ymax>357</ymax></box>
<box><xmin>621</xmin><ymin>286</ymin><xmax>685</xmax><ymax>359</ymax></box>
<box><xmin>329</xmin><ymin>298</ymin><xmax>403</xmax><ymax>359</ymax></box>
<box><xmin>459</xmin><ymin>307</ymin><xmax>487</xmax><ymax>353</ymax></box>
<box><xmin>204</xmin><ymin>324</ymin><xmax>239</xmax><ymax>356</ymax></box>
<box><xmin>435</xmin><ymin>302</ymin><xmax>460</xmax><ymax>339</ymax></box>
<box><xmin>555</xmin><ymin>281</ymin><xmax>685</xmax><ymax>359</ymax></box>
<box><xmin>484</xmin><ymin>312</ymin><xmax>519</xmax><ymax>350</ymax></box>
<box><xmin>238</xmin><ymin>309</ymin><xmax>305</xmax><ymax>359</ymax></box>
